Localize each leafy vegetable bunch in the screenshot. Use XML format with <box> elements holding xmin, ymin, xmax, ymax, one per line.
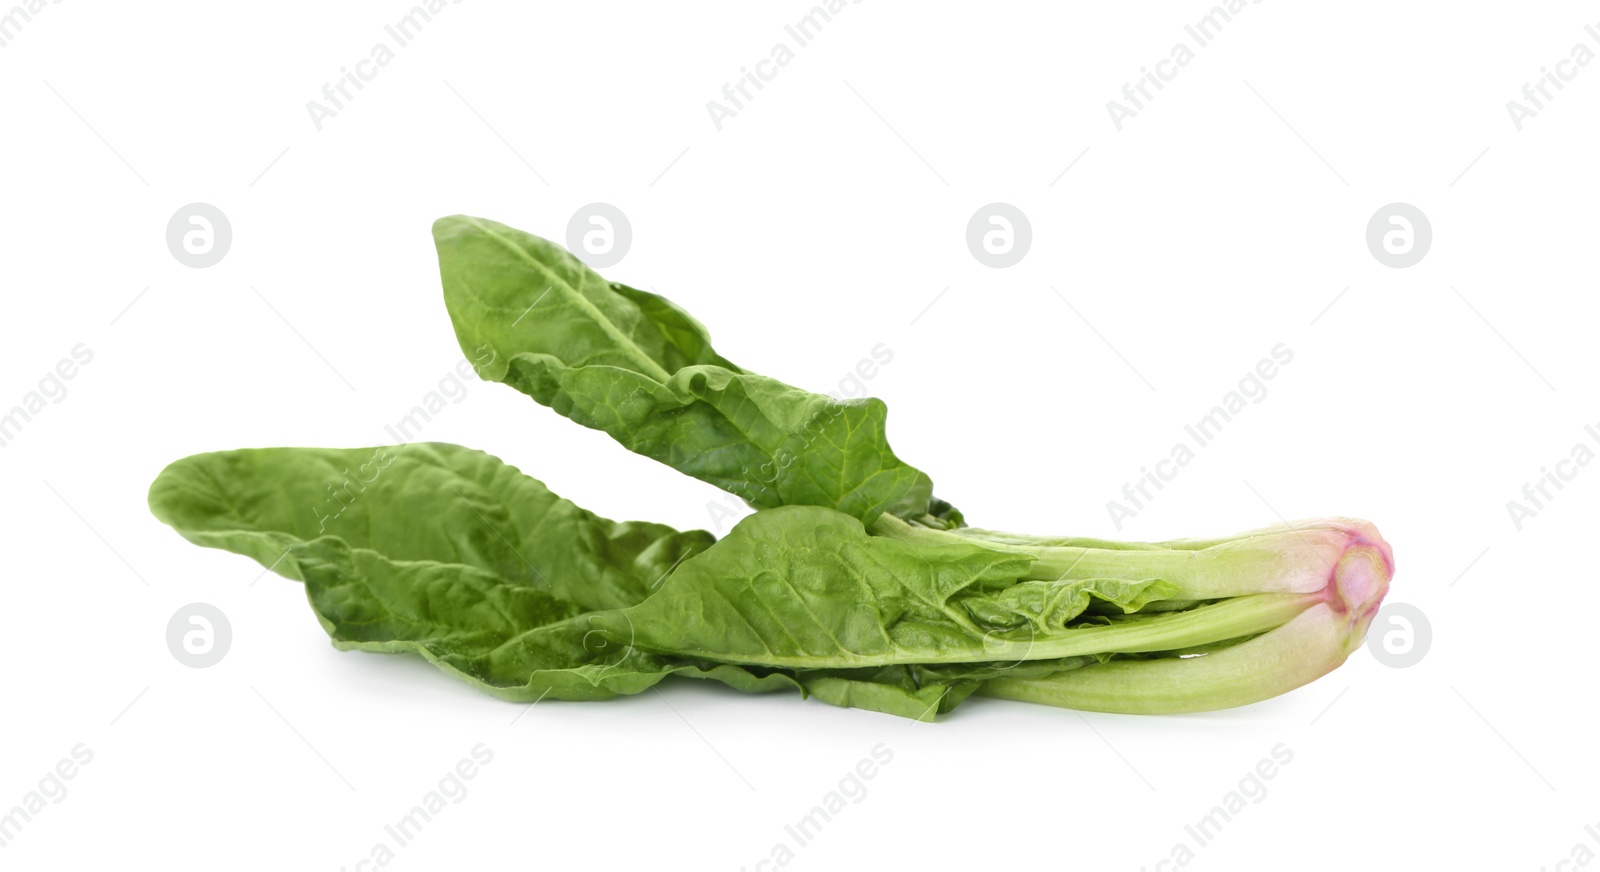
<box><xmin>148</xmin><ymin>216</ymin><xmax>1393</xmax><ymax>720</ymax></box>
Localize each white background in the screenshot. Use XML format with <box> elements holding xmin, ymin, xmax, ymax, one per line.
<box><xmin>3</xmin><ymin>1</ymin><xmax>1597</xmax><ymax>869</ymax></box>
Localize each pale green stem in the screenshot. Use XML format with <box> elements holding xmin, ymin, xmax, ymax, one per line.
<box><xmin>980</xmin><ymin>602</ymin><xmax>1361</xmax><ymax>714</ymax></box>
<box><xmin>873</xmin><ymin>514</ymin><xmax>1394</xmax><ymax>601</ymax></box>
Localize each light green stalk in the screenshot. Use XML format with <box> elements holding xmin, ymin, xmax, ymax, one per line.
<box><xmin>872</xmin><ymin>513</ymin><xmax>1393</xmax><ymax>712</ymax></box>
<box><xmin>873</xmin><ymin>515</ymin><xmax>1394</xmax><ymax>600</ymax></box>
<box><xmin>978</xmin><ymin>523</ymin><xmax>1393</xmax><ymax>713</ymax></box>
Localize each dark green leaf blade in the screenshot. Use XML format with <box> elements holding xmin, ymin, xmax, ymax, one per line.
<box><xmin>433</xmin><ymin>214</ymin><xmax>938</xmax><ymax>524</ymax></box>
<box><xmin>148</xmin><ymin>442</ymin><xmax>709</xmax><ymax>612</ymax></box>
<box><xmin>147</xmin><ymin>443</ymin><xmax>721</xmax><ymax>699</ymax></box>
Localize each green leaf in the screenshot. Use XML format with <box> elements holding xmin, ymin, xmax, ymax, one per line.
<box><xmin>148</xmin><ymin>442</ymin><xmax>741</xmax><ymax>699</ymax></box>
<box><xmin>795</xmin><ymin>669</ymin><xmax>974</xmax><ymax>722</ymax></box>
<box><xmin>433</xmin><ymin>214</ymin><xmax>938</xmax><ymax>524</ymax></box>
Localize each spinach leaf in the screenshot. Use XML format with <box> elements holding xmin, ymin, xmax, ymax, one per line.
<box><xmin>147</xmin><ymin>443</ymin><xmax>795</xmax><ymax>700</ymax></box>
<box><xmin>433</xmin><ymin>215</ymin><xmax>942</xmax><ymax>525</ymax></box>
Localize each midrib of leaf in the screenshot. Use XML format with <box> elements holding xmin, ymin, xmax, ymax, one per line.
<box><xmin>462</xmin><ymin>216</ymin><xmax>671</xmax><ymax>382</ymax></box>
